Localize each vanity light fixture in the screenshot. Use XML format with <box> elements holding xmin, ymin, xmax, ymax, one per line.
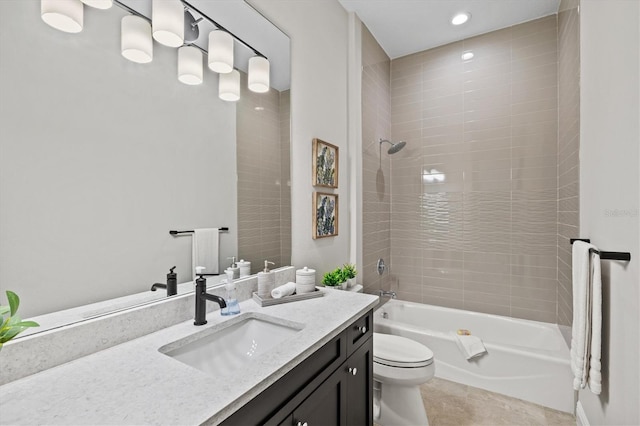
<box><xmin>248</xmin><ymin>56</ymin><xmax>270</xmax><ymax>93</ymax></box>
<box><xmin>451</xmin><ymin>12</ymin><xmax>471</xmax><ymax>26</ymax></box>
<box><xmin>152</xmin><ymin>0</ymin><xmax>184</xmax><ymax>47</ymax></box>
<box><xmin>81</xmin><ymin>0</ymin><xmax>112</xmax><ymax>9</ymax></box>
<box><xmin>219</xmin><ymin>69</ymin><xmax>240</xmax><ymax>101</ymax></box>
<box><xmin>178</xmin><ymin>46</ymin><xmax>203</xmax><ymax>85</ymax></box>
<box><xmin>208</xmin><ymin>30</ymin><xmax>234</xmax><ymax>73</ymax></box>
<box><xmin>41</xmin><ymin>0</ymin><xmax>271</xmax><ymax>96</ymax></box>
<box><xmin>41</xmin><ymin>0</ymin><xmax>84</xmax><ymax>33</ymax></box>
<box><xmin>121</xmin><ymin>15</ymin><xmax>153</xmax><ymax>64</ymax></box>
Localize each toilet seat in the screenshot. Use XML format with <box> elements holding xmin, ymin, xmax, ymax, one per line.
<box><xmin>373</xmin><ymin>332</ymin><xmax>434</xmax><ymax>368</ymax></box>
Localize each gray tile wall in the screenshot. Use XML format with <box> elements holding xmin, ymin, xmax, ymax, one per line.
<box><xmin>237</xmin><ymin>73</ymin><xmax>290</xmax><ymax>272</ymax></box>
<box><xmin>557</xmin><ymin>3</ymin><xmax>580</xmax><ymax>326</ymax></box>
<box><xmin>280</xmin><ymin>90</ymin><xmax>292</xmax><ymax>265</ymax></box>
<box><xmin>361</xmin><ymin>25</ymin><xmax>392</xmax><ymax>295</ymax></box>
<box><xmin>388</xmin><ymin>16</ymin><xmax>560</xmax><ymax>322</ymax></box>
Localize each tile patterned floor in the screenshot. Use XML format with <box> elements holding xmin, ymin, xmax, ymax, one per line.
<box><xmin>419</xmin><ymin>378</ymin><xmax>576</xmax><ymax>426</ymax></box>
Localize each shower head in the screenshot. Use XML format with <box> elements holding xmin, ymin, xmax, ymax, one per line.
<box><xmin>379</xmin><ymin>139</ymin><xmax>407</xmax><ymax>154</ymax></box>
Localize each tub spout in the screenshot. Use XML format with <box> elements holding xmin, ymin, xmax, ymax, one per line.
<box><xmin>379</xmin><ymin>290</ymin><xmax>397</xmax><ymax>299</ymax></box>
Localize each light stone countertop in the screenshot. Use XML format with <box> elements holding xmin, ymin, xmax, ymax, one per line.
<box><xmin>0</xmin><ymin>289</ymin><xmax>378</xmax><ymax>425</ymax></box>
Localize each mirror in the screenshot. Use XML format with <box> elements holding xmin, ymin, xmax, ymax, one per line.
<box><xmin>0</xmin><ymin>0</ymin><xmax>291</xmax><ymax>332</ymax></box>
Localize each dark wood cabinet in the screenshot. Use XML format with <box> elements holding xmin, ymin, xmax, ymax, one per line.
<box><xmin>221</xmin><ymin>310</ymin><xmax>373</xmax><ymax>426</ymax></box>
<box><xmin>280</xmin><ymin>366</ymin><xmax>347</xmax><ymax>426</ymax></box>
<box><xmin>345</xmin><ymin>336</ymin><xmax>374</xmax><ymax>426</ymax></box>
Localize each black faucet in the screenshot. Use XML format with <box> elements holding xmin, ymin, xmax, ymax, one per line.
<box><xmin>194</xmin><ymin>273</ymin><xmax>226</xmax><ymax>326</ymax></box>
<box><xmin>150</xmin><ymin>266</ymin><xmax>178</xmax><ymax>296</ymax></box>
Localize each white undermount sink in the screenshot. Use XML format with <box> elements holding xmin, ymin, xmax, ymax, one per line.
<box><xmin>160</xmin><ymin>314</ymin><xmax>303</xmax><ymax>377</ymax></box>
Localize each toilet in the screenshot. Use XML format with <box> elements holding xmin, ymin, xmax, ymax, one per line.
<box><xmin>373</xmin><ymin>332</ymin><xmax>435</xmax><ymax>426</ymax></box>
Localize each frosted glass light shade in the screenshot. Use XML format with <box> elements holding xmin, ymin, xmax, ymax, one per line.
<box><xmin>152</xmin><ymin>0</ymin><xmax>184</xmax><ymax>47</ymax></box>
<box><xmin>41</xmin><ymin>0</ymin><xmax>83</xmax><ymax>33</ymax></box>
<box><xmin>121</xmin><ymin>16</ymin><xmax>153</xmax><ymax>64</ymax></box>
<box><xmin>248</xmin><ymin>56</ymin><xmax>270</xmax><ymax>93</ymax></box>
<box><xmin>219</xmin><ymin>70</ymin><xmax>240</xmax><ymax>101</ymax></box>
<box><xmin>208</xmin><ymin>31</ymin><xmax>234</xmax><ymax>73</ymax></box>
<box><xmin>178</xmin><ymin>46</ymin><xmax>203</xmax><ymax>85</ymax></box>
<box><xmin>81</xmin><ymin>0</ymin><xmax>112</xmax><ymax>9</ymax></box>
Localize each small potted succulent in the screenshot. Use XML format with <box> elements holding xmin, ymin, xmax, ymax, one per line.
<box><xmin>342</xmin><ymin>263</ymin><xmax>358</xmax><ymax>289</ymax></box>
<box><xmin>0</xmin><ymin>291</ymin><xmax>39</xmax><ymax>353</ymax></box>
<box><xmin>322</xmin><ymin>268</ymin><xmax>344</xmax><ymax>290</ymax></box>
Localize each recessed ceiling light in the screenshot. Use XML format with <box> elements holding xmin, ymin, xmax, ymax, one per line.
<box><xmin>461</xmin><ymin>51</ymin><xmax>474</xmax><ymax>61</ymax></box>
<box><xmin>451</xmin><ymin>12</ymin><xmax>471</xmax><ymax>26</ymax></box>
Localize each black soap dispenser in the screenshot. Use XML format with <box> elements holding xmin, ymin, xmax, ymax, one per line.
<box><xmin>167</xmin><ymin>266</ymin><xmax>177</xmax><ymax>296</ymax></box>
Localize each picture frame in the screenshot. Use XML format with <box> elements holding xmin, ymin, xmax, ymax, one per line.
<box><xmin>312</xmin><ymin>192</ymin><xmax>339</xmax><ymax>239</ymax></box>
<box><xmin>312</xmin><ymin>138</ymin><xmax>339</xmax><ymax>188</ymax></box>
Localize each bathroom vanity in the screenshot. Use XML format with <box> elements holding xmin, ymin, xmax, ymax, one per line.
<box><xmin>0</xmin><ymin>284</ymin><xmax>377</xmax><ymax>425</ymax></box>
<box><xmin>222</xmin><ymin>310</ymin><xmax>373</xmax><ymax>425</ymax></box>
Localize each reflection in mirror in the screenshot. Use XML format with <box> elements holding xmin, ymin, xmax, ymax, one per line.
<box><xmin>0</xmin><ymin>0</ymin><xmax>290</xmax><ymax>335</ymax></box>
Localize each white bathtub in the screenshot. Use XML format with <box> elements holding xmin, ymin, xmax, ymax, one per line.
<box><xmin>374</xmin><ymin>299</ymin><xmax>574</xmax><ymax>413</ymax></box>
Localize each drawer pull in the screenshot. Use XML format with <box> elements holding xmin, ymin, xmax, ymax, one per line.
<box><xmin>348</xmin><ymin>367</ymin><xmax>358</xmax><ymax>376</ymax></box>
<box><xmin>297</xmin><ymin>422</ymin><xmax>308</xmax><ymax>426</ymax></box>
<box><xmin>357</xmin><ymin>326</ymin><xmax>367</xmax><ymax>334</ymax></box>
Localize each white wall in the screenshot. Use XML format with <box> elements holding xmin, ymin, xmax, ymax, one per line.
<box><xmin>579</xmin><ymin>1</ymin><xmax>640</xmax><ymax>424</ymax></box>
<box><xmin>0</xmin><ymin>1</ymin><xmax>237</xmax><ymax>316</ymax></box>
<box><xmin>247</xmin><ymin>0</ymin><xmax>351</xmax><ymax>280</ymax></box>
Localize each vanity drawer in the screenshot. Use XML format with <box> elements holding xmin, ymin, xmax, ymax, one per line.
<box><xmin>346</xmin><ymin>309</ymin><xmax>373</xmax><ymax>355</ymax></box>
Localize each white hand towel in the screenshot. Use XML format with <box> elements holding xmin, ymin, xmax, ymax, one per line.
<box><xmin>271</xmin><ymin>282</ymin><xmax>296</xmax><ymax>299</ymax></box>
<box><xmin>588</xmin><ymin>250</ymin><xmax>602</xmax><ymax>394</ymax></box>
<box><xmin>192</xmin><ymin>228</ymin><xmax>219</xmax><ymax>278</ymax></box>
<box><xmin>570</xmin><ymin>240</ymin><xmax>603</xmax><ymax>394</ymax></box>
<box><xmin>454</xmin><ymin>333</ymin><xmax>487</xmax><ymax>360</ymax></box>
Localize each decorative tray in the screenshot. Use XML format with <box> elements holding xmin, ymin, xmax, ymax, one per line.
<box><xmin>252</xmin><ymin>288</ymin><xmax>324</xmax><ymax>307</ymax></box>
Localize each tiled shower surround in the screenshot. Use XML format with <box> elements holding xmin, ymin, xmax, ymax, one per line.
<box><xmin>557</xmin><ymin>1</ymin><xmax>580</xmax><ymax>326</ymax></box>
<box><xmin>237</xmin><ymin>73</ymin><xmax>291</xmax><ymax>272</ymax></box>
<box><xmin>362</xmin><ymin>13</ymin><xmax>579</xmax><ymax>324</ymax></box>
<box><xmin>362</xmin><ymin>25</ymin><xmax>392</xmax><ymax>295</ymax></box>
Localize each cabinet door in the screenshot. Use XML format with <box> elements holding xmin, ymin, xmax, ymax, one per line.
<box><xmin>282</xmin><ymin>369</ymin><xmax>347</xmax><ymax>426</ymax></box>
<box><xmin>345</xmin><ymin>337</ymin><xmax>373</xmax><ymax>426</ymax></box>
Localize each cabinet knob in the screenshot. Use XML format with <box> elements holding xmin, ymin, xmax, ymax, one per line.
<box><xmin>357</xmin><ymin>326</ymin><xmax>367</xmax><ymax>334</ymax></box>
<box><xmin>297</xmin><ymin>422</ymin><xmax>308</xmax><ymax>426</ymax></box>
<box><xmin>348</xmin><ymin>367</ymin><xmax>358</xmax><ymax>376</ymax></box>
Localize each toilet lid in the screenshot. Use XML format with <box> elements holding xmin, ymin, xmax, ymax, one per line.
<box><xmin>373</xmin><ymin>332</ymin><xmax>434</xmax><ymax>368</ymax></box>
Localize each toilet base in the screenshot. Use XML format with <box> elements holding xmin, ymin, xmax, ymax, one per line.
<box><xmin>374</xmin><ymin>380</ymin><xmax>429</xmax><ymax>426</ymax></box>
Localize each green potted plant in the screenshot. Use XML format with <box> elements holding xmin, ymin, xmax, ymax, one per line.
<box><xmin>0</xmin><ymin>290</ymin><xmax>39</xmax><ymax>352</ymax></box>
<box><xmin>321</xmin><ymin>268</ymin><xmax>344</xmax><ymax>290</ymax></box>
<box><xmin>342</xmin><ymin>263</ymin><xmax>358</xmax><ymax>289</ymax></box>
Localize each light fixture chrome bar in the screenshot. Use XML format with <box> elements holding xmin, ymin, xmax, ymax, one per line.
<box><xmin>180</xmin><ymin>0</ymin><xmax>267</xmax><ymax>59</ymax></box>
<box><xmin>113</xmin><ymin>0</ymin><xmax>149</xmax><ymax>22</ymax></box>
<box><xmin>112</xmin><ymin>0</ymin><xmax>267</xmax><ymax>60</ymax></box>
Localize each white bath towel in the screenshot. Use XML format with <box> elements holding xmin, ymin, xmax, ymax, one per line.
<box><xmin>588</xmin><ymin>250</ymin><xmax>602</xmax><ymax>394</ymax></box>
<box><xmin>570</xmin><ymin>241</ymin><xmax>602</xmax><ymax>394</ymax></box>
<box><xmin>271</xmin><ymin>282</ymin><xmax>296</xmax><ymax>299</ymax></box>
<box><xmin>192</xmin><ymin>228</ymin><xmax>219</xmax><ymax>278</ymax></box>
<box><xmin>454</xmin><ymin>333</ymin><xmax>487</xmax><ymax>360</ymax></box>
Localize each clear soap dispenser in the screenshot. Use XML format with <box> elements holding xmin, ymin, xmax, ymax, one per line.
<box><xmin>221</xmin><ymin>268</ymin><xmax>240</xmax><ymax>316</ymax></box>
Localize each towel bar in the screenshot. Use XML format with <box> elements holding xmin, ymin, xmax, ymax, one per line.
<box><xmin>570</xmin><ymin>239</ymin><xmax>631</xmax><ymax>261</ymax></box>
<box><xmin>170</xmin><ymin>228</ymin><xmax>229</xmax><ymax>235</ymax></box>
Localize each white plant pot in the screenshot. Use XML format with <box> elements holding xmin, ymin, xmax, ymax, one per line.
<box><xmin>340</xmin><ymin>280</ymin><xmax>348</xmax><ymax>290</ymax></box>
<box><xmin>347</xmin><ymin>278</ymin><xmax>355</xmax><ymax>288</ymax></box>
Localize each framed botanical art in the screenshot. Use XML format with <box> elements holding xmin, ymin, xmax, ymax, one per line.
<box><xmin>312</xmin><ymin>192</ymin><xmax>338</xmax><ymax>239</ymax></box>
<box><xmin>312</xmin><ymin>138</ymin><xmax>338</xmax><ymax>188</ymax></box>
